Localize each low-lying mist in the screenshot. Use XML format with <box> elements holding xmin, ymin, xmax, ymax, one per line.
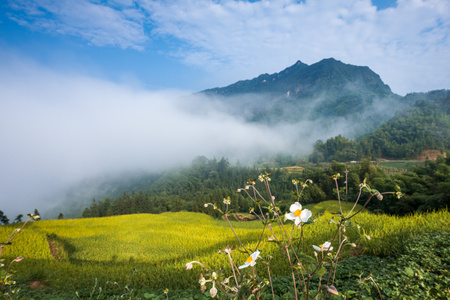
<box><xmin>0</xmin><ymin>57</ymin><xmax>397</xmax><ymax>219</ymax></box>
<box><xmin>0</xmin><ymin>59</ymin><xmax>294</xmax><ymax>218</ymax></box>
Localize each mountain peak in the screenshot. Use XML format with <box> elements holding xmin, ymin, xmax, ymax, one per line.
<box><xmin>202</xmin><ymin>58</ymin><xmax>392</xmax><ymax>97</ymax></box>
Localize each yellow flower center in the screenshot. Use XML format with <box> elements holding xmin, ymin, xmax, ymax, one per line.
<box><xmin>319</xmin><ymin>244</ymin><xmax>323</xmax><ymax>248</ymax></box>
<box><xmin>294</xmin><ymin>209</ymin><xmax>302</xmax><ymax>217</ymax></box>
<box><xmin>246</xmin><ymin>256</ymin><xmax>253</xmax><ymax>263</ymax></box>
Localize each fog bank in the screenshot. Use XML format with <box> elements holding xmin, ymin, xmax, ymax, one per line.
<box><xmin>1</xmin><ymin>57</ymin><xmax>330</xmax><ymax>219</ymax></box>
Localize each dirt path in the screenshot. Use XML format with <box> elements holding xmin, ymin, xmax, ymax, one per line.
<box><xmin>46</xmin><ymin>236</ymin><xmax>63</xmax><ymax>261</ymax></box>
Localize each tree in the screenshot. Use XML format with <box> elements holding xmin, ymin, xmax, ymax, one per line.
<box><xmin>89</xmin><ymin>198</ymin><xmax>100</xmax><ymax>218</ymax></box>
<box><xmin>82</xmin><ymin>207</ymin><xmax>91</xmax><ymax>218</ymax></box>
<box><xmin>34</xmin><ymin>209</ymin><xmax>41</xmax><ymax>220</ymax></box>
<box><xmin>0</xmin><ymin>210</ymin><xmax>10</xmax><ymax>225</ymax></box>
<box><xmin>14</xmin><ymin>214</ymin><xmax>23</xmax><ymax>223</ymax></box>
<box><xmin>57</xmin><ymin>213</ymin><xmax>64</xmax><ymax>219</ymax></box>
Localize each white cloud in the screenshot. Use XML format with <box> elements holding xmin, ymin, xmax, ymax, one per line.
<box><xmin>6</xmin><ymin>0</ymin><xmax>450</xmax><ymax>93</ymax></box>
<box><xmin>142</xmin><ymin>0</ymin><xmax>450</xmax><ymax>94</ymax></box>
<box><xmin>8</xmin><ymin>0</ymin><xmax>147</xmax><ymax>49</ymax></box>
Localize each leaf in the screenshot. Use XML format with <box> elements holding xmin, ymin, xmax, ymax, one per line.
<box><xmin>316</xmin><ymin>266</ymin><xmax>327</xmax><ymax>277</ymax></box>
<box><xmin>404</xmin><ymin>267</ymin><xmax>414</xmax><ymax>277</ymax></box>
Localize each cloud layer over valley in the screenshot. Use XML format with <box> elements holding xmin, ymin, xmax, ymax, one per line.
<box><xmin>1</xmin><ymin>55</ymin><xmax>338</xmax><ymax>218</ymax></box>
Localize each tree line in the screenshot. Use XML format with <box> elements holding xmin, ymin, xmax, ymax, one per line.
<box><xmin>81</xmin><ymin>154</ymin><xmax>450</xmax><ymax>219</ymax></box>
<box><xmin>0</xmin><ymin>209</ymin><xmax>41</xmax><ymax>225</ymax></box>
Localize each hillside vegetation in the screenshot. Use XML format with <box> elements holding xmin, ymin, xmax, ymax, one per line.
<box><xmin>74</xmin><ymin>154</ymin><xmax>450</xmax><ymax>222</ymax></box>
<box><xmin>310</xmin><ymin>90</ymin><xmax>450</xmax><ymax>162</ymax></box>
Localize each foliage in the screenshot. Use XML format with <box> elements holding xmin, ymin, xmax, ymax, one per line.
<box><xmin>311</xmin><ymin>90</ymin><xmax>450</xmax><ymax>162</ymax></box>
<box><xmin>0</xmin><ymin>210</ymin><xmax>10</xmax><ymax>226</ymax></box>
<box><xmin>77</xmin><ymin>155</ymin><xmax>449</xmax><ymax>223</ymax></box>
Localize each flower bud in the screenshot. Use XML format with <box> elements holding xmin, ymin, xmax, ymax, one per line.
<box><xmin>365</xmin><ymin>235</ymin><xmax>371</xmax><ymax>240</ymax></box>
<box><xmin>351</xmin><ymin>243</ymin><xmax>357</xmax><ymax>247</ymax></box>
<box><xmin>212</xmin><ymin>272</ymin><xmax>218</xmax><ymax>280</ymax></box>
<box><xmin>327</xmin><ymin>285</ymin><xmax>339</xmax><ymax>296</ymax></box>
<box><xmin>210</xmin><ymin>286</ymin><xmax>218</xmax><ymax>298</ymax></box>
<box><xmin>377</xmin><ymin>194</ymin><xmax>383</xmax><ymax>200</ymax></box>
<box><xmin>185</xmin><ymin>262</ymin><xmax>193</xmax><ymax>270</ymax></box>
<box><xmin>14</xmin><ymin>257</ymin><xmax>24</xmax><ymax>262</ymax></box>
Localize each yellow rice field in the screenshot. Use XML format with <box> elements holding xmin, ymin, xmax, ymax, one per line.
<box><xmin>1</xmin><ymin>209</ymin><xmax>449</xmax><ymax>292</ymax></box>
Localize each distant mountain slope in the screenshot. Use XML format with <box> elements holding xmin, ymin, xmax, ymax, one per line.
<box><xmin>201</xmin><ymin>58</ymin><xmax>404</xmax><ymax>134</ymax></box>
<box><xmin>310</xmin><ymin>90</ymin><xmax>450</xmax><ymax>161</ymax></box>
<box><xmin>360</xmin><ymin>90</ymin><xmax>450</xmax><ymax>159</ymax></box>
<box><xmin>204</xmin><ymin>58</ymin><xmax>392</xmax><ymax>99</ymax></box>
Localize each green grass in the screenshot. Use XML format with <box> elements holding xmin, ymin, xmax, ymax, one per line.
<box><xmin>1</xmin><ymin>208</ymin><xmax>449</xmax><ymax>298</ymax></box>
<box><xmin>378</xmin><ymin>160</ymin><xmax>422</xmax><ymax>173</ymax></box>
<box><xmin>304</xmin><ymin>200</ymin><xmax>364</xmax><ymax>216</ymax></box>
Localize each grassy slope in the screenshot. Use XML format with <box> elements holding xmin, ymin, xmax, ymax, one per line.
<box><xmin>1</xmin><ymin>207</ymin><xmax>449</xmax><ymax>295</ymax></box>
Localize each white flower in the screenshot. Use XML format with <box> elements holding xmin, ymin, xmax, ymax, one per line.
<box><xmin>199</xmin><ymin>277</ymin><xmax>206</xmax><ymax>286</ymax></box>
<box><xmin>185</xmin><ymin>262</ymin><xmax>193</xmax><ymax>270</ymax></box>
<box><xmin>313</xmin><ymin>241</ymin><xmax>333</xmax><ymax>252</ymax></box>
<box><xmin>238</xmin><ymin>250</ymin><xmax>260</xmax><ymax>269</ymax></box>
<box><xmin>285</xmin><ymin>202</ymin><xmax>312</xmax><ymax>225</ymax></box>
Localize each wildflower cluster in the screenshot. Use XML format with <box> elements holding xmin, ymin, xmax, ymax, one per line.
<box><xmin>186</xmin><ymin>173</ymin><xmax>405</xmax><ymax>299</ymax></box>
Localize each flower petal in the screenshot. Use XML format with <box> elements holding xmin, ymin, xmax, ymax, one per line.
<box><xmin>313</xmin><ymin>245</ymin><xmax>322</xmax><ymax>252</ymax></box>
<box><xmin>289</xmin><ymin>202</ymin><xmax>302</xmax><ymax>213</ymax></box>
<box><xmin>285</xmin><ymin>212</ymin><xmax>296</xmax><ymax>221</ymax></box>
<box><xmin>300</xmin><ymin>209</ymin><xmax>312</xmax><ymax>222</ymax></box>
<box><xmin>238</xmin><ymin>263</ymin><xmax>249</xmax><ymax>269</ymax></box>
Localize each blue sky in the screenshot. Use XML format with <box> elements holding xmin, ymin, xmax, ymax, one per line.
<box><xmin>0</xmin><ymin>0</ymin><xmax>449</xmax><ymax>218</ymax></box>
<box><xmin>1</xmin><ymin>0</ymin><xmax>449</xmax><ymax>93</ymax></box>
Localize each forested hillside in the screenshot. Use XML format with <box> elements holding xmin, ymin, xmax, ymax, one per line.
<box><xmin>80</xmin><ymin>153</ymin><xmax>450</xmax><ymax>219</ymax></box>
<box><xmin>310</xmin><ymin>90</ymin><xmax>450</xmax><ymax>162</ymax></box>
